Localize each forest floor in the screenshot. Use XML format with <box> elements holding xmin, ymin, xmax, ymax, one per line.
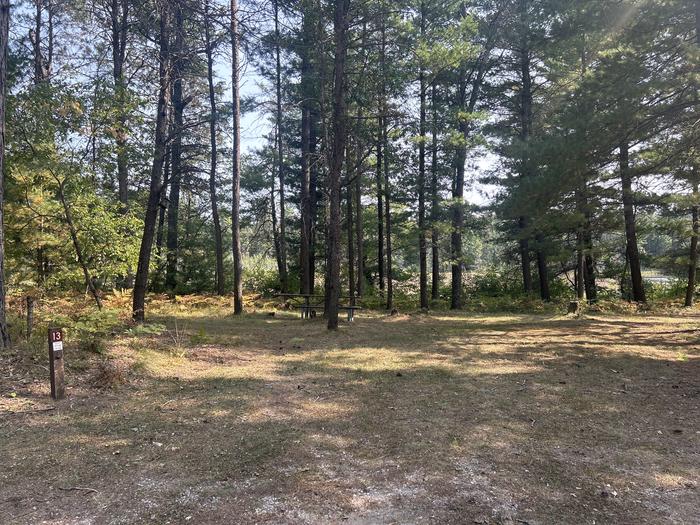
<box><xmin>1</xmin><ymin>299</ymin><xmax>699</xmax><ymax>524</ymax></box>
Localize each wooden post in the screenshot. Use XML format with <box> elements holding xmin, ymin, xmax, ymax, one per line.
<box><xmin>26</xmin><ymin>296</ymin><xmax>34</xmax><ymax>340</ymax></box>
<box><xmin>48</xmin><ymin>328</ymin><xmax>65</xmax><ymax>400</ymax></box>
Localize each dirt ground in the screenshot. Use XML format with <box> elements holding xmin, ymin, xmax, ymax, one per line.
<box><xmin>1</xmin><ymin>306</ymin><xmax>699</xmax><ymax>524</ymax></box>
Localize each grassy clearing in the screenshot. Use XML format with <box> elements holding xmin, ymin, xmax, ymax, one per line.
<box><xmin>1</xmin><ymin>298</ymin><xmax>699</xmax><ymax>524</ymax></box>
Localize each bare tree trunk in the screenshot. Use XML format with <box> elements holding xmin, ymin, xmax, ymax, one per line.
<box><xmin>384</xmin><ymin>122</ymin><xmax>393</xmax><ymax>311</ymax></box>
<box><xmin>686</xmin><ymin>171</ymin><xmax>699</xmax><ymax>307</ymax></box>
<box><xmin>430</xmin><ymin>83</ymin><xmax>440</xmax><ymax>301</ymax></box>
<box><xmin>204</xmin><ymin>0</ymin><xmax>225</xmax><ymax>296</ymax></box>
<box><xmin>165</xmin><ymin>3</ymin><xmax>185</xmax><ymax>293</ymax></box>
<box><xmin>300</xmin><ymin>102</ymin><xmax>312</xmax><ymax>294</ymax></box>
<box><xmin>355</xmin><ymin>122</ymin><xmax>364</xmax><ymax>297</ymax></box>
<box><xmin>380</xmin><ymin>12</ymin><xmax>393</xmax><ymax>311</ymax></box>
<box><xmin>451</xmin><ymin>158</ymin><xmax>464</xmax><ymax>310</ymax></box>
<box><xmin>518</xmin><ymin>0</ymin><xmax>533</xmax><ymax>295</ymax></box>
<box><xmin>376</xmin><ymin>115</ymin><xmax>385</xmax><ymax>293</ymax></box>
<box><xmin>299</xmin><ymin>6</ymin><xmax>313</xmax><ymax>295</ymax></box>
<box><xmin>326</xmin><ymin>0</ymin><xmax>350</xmax><ymax>330</ymax></box>
<box><xmin>111</xmin><ymin>0</ymin><xmax>129</xmax><ymax>211</ymax></box>
<box><xmin>270</xmin><ymin>167</ymin><xmax>283</xmax><ymax>279</ymax></box>
<box><xmin>536</xmin><ymin>235</ymin><xmax>550</xmax><ymax>302</ymax></box>
<box><xmin>133</xmin><ymin>0</ymin><xmax>172</xmax><ymax>322</ymax></box>
<box><xmin>582</xmin><ymin>209</ymin><xmax>597</xmax><ymax>302</ymax></box>
<box><xmin>274</xmin><ymin>0</ymin><xmax>288</xmax><ymax>292</ymax></box>
<box><xmin>347</xmin><ymin>163</ymin><xmax>355</xmax><ymax>303</ymax></box>
<box><xmin>55</xmin><ymin>178</ymin><xmax>102</xmax><ymax>310</ymax></box>
<box><xmin>417</xmin><ymin>0</ymin><xmax>428</xmax><ymax>310</ymax></box>
<box><xmin>30</xmin><ymin>0</ymin><xmax>53</xmax><ymax>287</ymax></box>
<box><xmin>309</xmin><ymin>108</ymin><xmax>319</xmax><ymax>292</ymax></box>
<box><xmin>687</xmin><ymin>1</ymin><xmax>700</xmax><ymax>306</ymax></box>
<box><xmin>231</xmin><ymin>0</ymin><xmax>243</xmax><ymax>314</ymax></box>
<box><xmin>0</xmin><ymin>0</ymin><xmax>10</xmax><ymax>348</ymax></box>
<box><xmin>620</xmin><ymin>140</ymin><xmax>645</xmax><ymax>303</ymax></box>
<box><xmin>576</xmin><ymin>239</ymin><xmax>585</xmax><ymax>299</ymax></box>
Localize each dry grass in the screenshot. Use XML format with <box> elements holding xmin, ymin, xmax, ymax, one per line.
<box><xmin>1</xmin><ymin>300</ymin><xmax>699</xmax><ymax>524</ymax></box>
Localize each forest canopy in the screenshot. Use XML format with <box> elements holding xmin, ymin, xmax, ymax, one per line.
<box><xmin>0</xmin><ymin>0</ymin><xmax>698</xmax><ymax>335</ymax></box>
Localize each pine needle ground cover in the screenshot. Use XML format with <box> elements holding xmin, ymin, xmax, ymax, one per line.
<box><xmin>1</xmin><ymin>300</ymin><xmax>698</xmax><ymax>524</ymax></box>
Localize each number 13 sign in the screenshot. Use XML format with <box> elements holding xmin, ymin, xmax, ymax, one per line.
<box><xmin>50</xmin><ymin>328</ymin><xmax>64</xmax><ymax>352</ymax></box>
<box><xmin>48</xmin><ymin>328</ymin><xmax>65</xmax><ymax>400</ymax></box>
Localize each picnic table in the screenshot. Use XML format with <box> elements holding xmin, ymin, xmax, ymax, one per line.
<box><xmin>276</xmin><ymin>294</ymin><xmax>362</xmax><ymax>322</ymax></box>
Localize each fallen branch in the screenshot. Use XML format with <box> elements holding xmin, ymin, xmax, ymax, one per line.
<box><xmin>58</xmin><ymin>487</ymin><xmax>99</xmax><ymax>495</ymax></box>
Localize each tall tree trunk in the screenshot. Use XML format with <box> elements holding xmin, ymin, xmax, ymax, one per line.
<box><xmin>204</xmin><ymin>0</ymin><xmax>225</xmax><ymax>295</ymax></box>
<box><xmin>384</xmin><ymin>123</ymin><xmax>393</xmax><ymax>311</ymax></box>
<box><xmin>347</xmin><ymin>162</ymin><xmax>355</xmax><ymax>303</ymax></box>
<box><xmin>376</xmin><ymin>115</ymin><xmax>385</xmax><ymax>293</ymax></box>
<box><xmin>430</xmin><ymin>83</ymin><xmax>440</xmax><ymax>300</ymax></box>
<box><xmin>536</xmin><ymin>235</ymin><xmax>550</xmax><ymax>302</ymax></box>
<box><xmin>686</xmin><ymin>170</ymin><xmax>699</xmax><ymax>307</ymax></box>
<box><xmin>299</xmin><ymin>4</ymin><xmax>313</xmax><ymax>295</ymax></box>
<box><xmin>300</xmin><ymin>101</ymin><xmax>312</xmax><ymax>294</ymax></box>
<box><xmin>326</xmin><ymin>0</ymin><xmax>350</xmax><ymax>330</ymax></box>
<box><xmin>133</xmin><ymin>0</ymin><xmax>172</xmax><ymax>322</ymax></box>
<box><xmin>582</xmin><ymin>209</ymin><xmax>597</xmax><ymax>302</ymax></box>
<box><xmin>55</xmin><ymin>179</ymin><xmax>102</xmax><ymax>310</ymax></box>
<box><xmin>451</xmin><ymin>159</ymin><xmax>465</xmax><ymax>310</ymax></box>
<box><xmin>270</xmin><ymin>167</ymin><xmax>282</xmax><ymax>279</ymax></box>
<box><xmin>576</xmin><ymin>238</ymin><xmax>585</xmax><ymax>299</ymax></box>
<box><xmin>309</xmin><ymin>108</ymin><xmax>319</xmax><ymax>292</ymax></box>
<box><xmin>165</xmin><ymin>4</ymin><xmax>184</xmax><ymax>293</ymax></box>
<box><xmin>231</xmin><ymin>0</ymin><xmax>243</xmax><ymax>314</ymax></box>
<box><xmin>274</xmin><ymin>0</ymin><xmax>288</xmax><ymax>292</ymax></box>
<box><xmin>111</xmin><ymin>0</ymin><xmax>129</xmax><ymax>211</ymax></box>
<box><xmin>620</xmin><ymin>140</ymin><xmax>646</xmax><ymax>303</ymax></box>
<box><xmin>686</xmin><ymin>2</ymin><xmax>700</xmax><ymax>305</ymax></box>
<box><xmin>31</xmin><ymin>0</ymin><xmax>53</xmax><ymax>286</ymax></box>
<box><xmin>0</xmin><ymin>0</ymin><xmax>10</xmax><ymax>348</ymax></box>
<box><xmin>355</xmin><ymin>118</ymin><xmax>365</xmax><ymax>297</ymax></box>
<box><xmin>380</xmin><ymin>16</ymin><xmax>393</xmax><ymax>311</ymax></box>
<box><xmin>417</xmin><ymin>0</ymin><xmax>428</xmax><ymax>310</ymax></box>
<box><xmin>518</xmin><ymin>0</ymin><xmax>533</xmax><ymax>295</ymax></box>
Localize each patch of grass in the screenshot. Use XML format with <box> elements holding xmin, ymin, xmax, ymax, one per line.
<box><xmin>1</xmin><ymin>296</ymin><xmax>699</xmax><ymax>525</ymax></box>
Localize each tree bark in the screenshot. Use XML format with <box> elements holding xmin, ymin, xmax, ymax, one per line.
<box><xmin>582</xmin><ymin>211</ymin><xmax>597</xmax><ymax>302</ymax></box>
<box><xmin>31</xmin><ymin>0</ymin><xmax>53</xmax><ymax>286</ymax></box>
<box><xmin>55</xmin><ymin>178</ymin><xmax>102</xmax><ymax>310</ymax></box>
<box><xmin>299</xmin><ymin>4</ymin><xmax>313</xmax><ymax>295</ymax></box>
<box><xmin>165</xmin><ymin>3</ymin><xmax>185</xmax><ymax>294</ymax></box>
<box><xmin>133</xmin><ymin>0</ymin><xmax>172</xmax><ymax>322</ymax></box>
<box><xmin>417</xmin><ymin>0</ymin><xmax>428</xmax><ymax>310</ymax></box>
<box><xmin>204</xmin><ymin>0</ymin><xmax>225</xmax><ymax>296</ymax></box>
<box><xmin>576</xmin><ymin>240</ymin><xmax>585</xmax><ymax>299</ymax></box>
<box><xmin>430</xmin><ymin>83</ymin><xmax>440</xmax><ymax>300</ymax></box>
<box><xmin>274</xmin><ymin>0</ymin><xmax>288</xmax><ymax>292</ymax></box>
<box><xmin>347</xmin><ymin>160</ymin><xmax>355</xmax><ymax>303</ymax></box>
<box><xmin>536</xmin><ymin>235</ymin><xmax>550</xmax><ymax>302</ymax></box>
<box><xmin>686</xmin><ymin>170</ymin><xmax>699</xmax><ymax>307</ymax></box>
<box><xmin>110</xmin><ymin>0</ymin><xmax>129</xmax><ymax>211</ymax></box>
<box><xmin>0</xmin><ymin>0</ymin><xmax>10</xmax><ymax>348</ymax></box>
<box><xmin>451</xmin><ymin>160</ymin><xmax>464</xmax><ymax>310</ymax></box>
<box><xmin>384</xmin><ymin>121</ymin><xmax>393</xmax><ymax>311</ymax></box>
<box><xmin>380</xmin><ymin>11</ymin><xmax>393</xmax><ymax>311</ymax></box>
<box><xmin>518</xmin><ymin>0</ymin><xmax>533</xmax><ymax>295</ymax></box>
<box><xmin>355</xmin><ymin>117</ymin><xmax>365</xmax><ymax>297</ymax></box>
<box><xmin>619</xmin><ymin>140</ymin><xmax>646</xmax><ymax>303</ymax></box>
<box><xmin>326</xmin><ymin>0</ymin><xmax>350</xmax><ymax>330</ymax></box>
<box><xmin>231</xmin><ymin>0</ymin><xmax>243</xmax><ymax>314</ymax></box>
<box><xmin>376</xmin><ymin>115</ymin><xmax>385</xmax><ymax>293</ymax></box>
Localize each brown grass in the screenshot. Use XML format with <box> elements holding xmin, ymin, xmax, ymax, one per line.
<box><xmin>1</xmin><ymin>300</ymin><xmax>698</xmax><ymax>524</ymax></box>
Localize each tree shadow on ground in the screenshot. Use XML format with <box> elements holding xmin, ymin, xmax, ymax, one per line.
<box><xmin>1</xmin><ymin>312</ymin><xmax>698</xmax><ymax>524</ymax></box>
